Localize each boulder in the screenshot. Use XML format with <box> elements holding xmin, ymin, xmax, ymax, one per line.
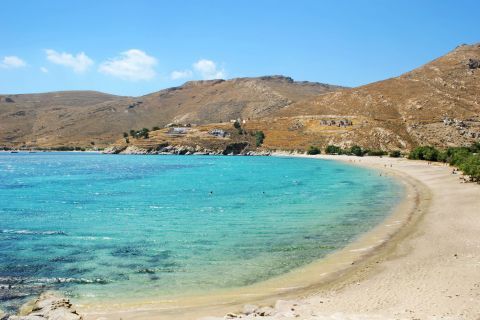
<box><xmin>242</xmin><ymin>304</ymin><xmax>258</xmax><ymax>315</ymax></box>
<box><xmin>255</xmin><ymin>306</ymin><xmax>274</xmax><ymax>316</ymax></box>
<box><xmin>0</xmin><ymin>309</ymin><xmax>8</xmax><ymax>320</ymax></box>
<box><xmin>6</xmin><ymin>292</ymin><xmax>82</xmax><ymax>320</ymax></box>
<box><xmin>101</xmin><ymin>145</ymin><xmax>126</xmax><ymax>154</ymax></box>
<box><xmin>467</xmin><ymin>58</ymin><xmax>480</xmax><ymax>69</ymax></box>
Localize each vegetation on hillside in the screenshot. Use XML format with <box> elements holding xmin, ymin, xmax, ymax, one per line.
<box><xmin>128</xmin><ymin>128</ymin><xmax>150</xmax><ymax>139</ymax></box>
<box><xmin>311</xmin><ymin>142</ymin><xmax>480</xmax><ymax>182</ymax></box>
<box><xmin>306</xmin><ymin>146</ymin><xmax>321</xmax><ymax>155</ymax></box>
<box><xmin>254</xmin><ymin>131</ymin><xmax>265</xmax><ymax>147</ymax></box>
<box><xmin>408</xmin><ymin>143</ymin><xmax>480</xmax><ymax>182</ymax></box>
<box><xmin>324</xmin><ymin>145</ymin><xmax>387</xmax><ymax>157</ymax></box>
<box><xmin>233</xmin><ymin>121</ymin><xmax>246</xmax><ymax>135</ymax></box>
<box><xmin>389</xmin><ymin>150</ymin><xmax>402</xmax><ymax>158</ymax></box>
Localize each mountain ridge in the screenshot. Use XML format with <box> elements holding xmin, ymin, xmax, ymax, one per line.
<box><xmin>1</xmin><ymin>43</ymin><xmax>479</xmax><ymax>151</ymax></box>
<box><xmin>0</xmin><ymin>76</ymin><xmax>344</xmax><ymax>147</ymax></box>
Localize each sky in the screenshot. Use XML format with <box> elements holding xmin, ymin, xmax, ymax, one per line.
<box><xmin>0</xmin><ymin>0</ymin><xmax>478</xmax><ymax>96</ymax></box>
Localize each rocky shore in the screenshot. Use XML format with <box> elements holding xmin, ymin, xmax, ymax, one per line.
<box><xmin>1</xmin><ymin>292</ymin><xmax>82</xmax><ymax>320</ymax></box>
<box><xmin>201</xmin><ymin>301</ymin><xmax>307</xmax><ymax>320</ymax></box>
<box><xmin>102</xmin><ymin>144</ymin><xmax>271</xmax><ymax>156</ymax></box>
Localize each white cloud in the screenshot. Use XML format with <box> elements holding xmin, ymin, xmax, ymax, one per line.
<box><xmin>45</xmin><ymin>49</ymin><xmax>93</xmax><ymax>73</ymax></box>
<box><xmin>193</xmin><ymin>59</ymin><xmax>225</xmax><ymax>80</ymax></box>
<box><xmin>40</xmin><ymin>67</ymin><xmax>48</xmax><ymax>73</ymax></box>
<box><xmin>1</xmin><ymin>56</ymin><xmax>27</xmax><ymax>68</ymax></box>
<box><xmin>99</xmin><ymin>49</ymin><xmax>157</xmax><ymax>81</ymax></box>
<box><xmin>170</xmin><ymin>69</ymin><xmax>193</xmax><ymax>80</ymax></box>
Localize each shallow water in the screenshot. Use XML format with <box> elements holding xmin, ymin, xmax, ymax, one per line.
<box><xmin>0</xmin><ymin>153</ymin><xmax>403</xmax><ymax>311</ymax></box>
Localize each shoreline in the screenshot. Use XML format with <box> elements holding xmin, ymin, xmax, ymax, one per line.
<box><xmin>78</xmin><ymin>155</ymin><xmax>429</xmax><ymax>320</ymax></box>
<box><xmin>206</xmin><ymin>154</ymin><xmax>480</xmax><ymax>319</ymax></box>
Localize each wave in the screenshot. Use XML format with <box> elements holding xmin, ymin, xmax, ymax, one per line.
<box><xmin>71</xmin><ymin>236</ymin><xmax>112</xmax><ymax>241</ymax></box>
<box><xmin>0</xmin><ymin>229</ymin><xmax>66</xmax><ymax>236</ymax></box>
<box><xmin>0</xmin><ymin>276</ymin><xmax>110</xmax><ymax>285</ymax></box>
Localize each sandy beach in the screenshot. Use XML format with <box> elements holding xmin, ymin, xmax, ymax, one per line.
<box><xmin>77</xmin><ymin>155</ymin><xmax>480</xmax><ymax>320</ymax></box>
<box><xmin>207</xmin><ymin>154</ymin><xmax>480</xmax><ymax>320</ymax></box>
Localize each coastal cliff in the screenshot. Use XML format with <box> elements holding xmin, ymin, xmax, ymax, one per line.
<box><xmin>103</xmin><ymin>144</ymin><xmax>271</xmax><ymax>156</ymax></box>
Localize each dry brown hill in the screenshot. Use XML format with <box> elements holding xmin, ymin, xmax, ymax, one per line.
<box><xmin>0</xmin><ymin>76</ymin><xmax>342</xmax><ymax>148</ymax></box>
<box><xmin>108</xmin><ymin>43</ymin><xmax>480</xmax><ymax>154</ymax></box>
<box><xmin>1</xmin><ymin>44</ymin><xmax>479</xmax><ymax>152</ymax></box>
<box><xmin>265</xmin><ymin>43</ymin><xmax>480</xmax><ymax>151</ymax></box>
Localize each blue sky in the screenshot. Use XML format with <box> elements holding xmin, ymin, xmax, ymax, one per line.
<box><xmin>0</xmin><ymin>0</ymin><xmax>478</xmax><ymax>96</ymax></box>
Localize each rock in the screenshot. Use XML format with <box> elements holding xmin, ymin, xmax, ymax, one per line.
<box><xmin>0</xmin><ymin>309</ymin><xmax>9</xmax><ymax>320</ymax></box>
<box><xmin>467</xmin><ymin>58</ymin><xmax>480</xmax><ymax>69</ymax></box>
<box><xmin>103</xmin><ymin>141</ymin><xmax>272</xmax><ymax>157</ymax></box>
<box><xmin>101</xmin><ymin>145</ymin><xmax>126</xmax><ymax>154</ymax></box>
<box><xmin>255</xmin><ymin>306</ymin><xmax>274</xmax><ymax>316</ymax></box>
<box><xmin>242</xmin><ymin>304</ymin><xmax>258</xmax><ymax>315</ymax></box>
<box><xmin>7</xmin><ymin>292</ymin><xmax>82</xmax><ymax>320</ymax></box>
<box><xmin>123</xmin><ymin>146</ymin><xmax>150</xmax><ymax>155</ymax></box>
<box><xmin>222</xmin><ymin>142</ymin><xmax>249</xmax><ymax>155</ymax></box>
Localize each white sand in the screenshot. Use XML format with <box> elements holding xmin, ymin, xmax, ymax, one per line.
<box><xmin>211</xmin><ymin>155</ymin><xmax>480</xmax><ymax>320</ymax></box>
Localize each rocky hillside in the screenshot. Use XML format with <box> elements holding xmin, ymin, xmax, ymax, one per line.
<box><xmin>1</xmin><ymin>43</ymin><xmax>479</xmax><ymax>152</ymax></box>
<box><xmin>269</xmin><ymin>43</ymin><xmax>480</xmax><ymax>150</ymax></box>
<box><xmin>106</xmin><ymin>43</ymin><xmax>480</xmax><ymax>154</ymax></box>
<box><xmin>0</xmin><ymin>77</ymin><xmax>342</xmax><ymax>148</ymax></box>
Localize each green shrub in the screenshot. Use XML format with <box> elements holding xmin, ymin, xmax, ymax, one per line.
<box><xmin>306</xmin><ymin>146</ymin><xmax>321</xmax><ymax>155</ymax></box>
<box><xmin>406</xmin><ymin>144</ymin><xmax>479</xmax><ymax>183</ymax></box>
<box><xmin>152</xmin><ymin>126</ymin><xmax>160</xmax><ymax>131</ymax></box>
<box><xmin>255</xmin><ymin>131</ymin><xmax>265</xmax><ymax>147</ymax></box>
<box><xmin>448</xmin><ymin>147</ymin><xmax>470</xmax><ymax>166</ymax></box>
<box><xmin>459</xmin><ymin>154</ymin><xmax>480</xmax><ymax>182</ymax></box>
<box><xmin>468</xmin><ymin>141</ymin><xmax>480</xmax><ymax>153</ymax></box>
<box><xmin>350</xmin><ymin>145</ymin><xmax>365</xmax><ymax>156</ymax></box>
<box><xmin>437</xmin><ymin>150</ymin><xmax>448</xmax><ymax>162</ymax></box>
<box><xmin>423</xmin><ymin>147</ymin><xmax>439</xmax><ymax>161</ymax></box>
<box><xmin>389</xmin><ymin>150</ymin><xmax>401</xmax><ymax>158</ymax></box>
<box><xmin>123</xmin><ymin>132</ymin><xmax>129</xmax><ymax>138</ymax></box>
<box><xmin>140</xmin><ymin>128</ymin><xmax>149</xmax><ymax>139</ymax></box>
<box><xmin>368</xmin><ymin>149</ymin><xmax>388</xmax><ymax>156</ymax></box>
<box><xmin>129</xmin><ymin>128</ymin><xmax>150</xmax><ymax>139</ymax></box>
<box><xmin>325</xmin><ymin>145</ymin><xmax>342</xmax><ymax>154</ymax></box>
<box><xmin>408</xmin><ymin>146</ymin><xmax>439</xmax><ymax>161</ymax></box>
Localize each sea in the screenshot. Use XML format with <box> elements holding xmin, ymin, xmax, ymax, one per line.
<box><xmin>0</xmin><ymin>152</ymin><xmax>403</xmax><ymax>312</ymax></box>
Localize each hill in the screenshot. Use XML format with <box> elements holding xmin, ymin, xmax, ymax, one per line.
<box><xmin>105</xmin><ymin>43</ymin><xmax>480</xmax><ymax>154</ymax></box>
<box><xmin>265</xmin><ymin>43</ymin><xmax>480</xmax><ymax>150</ymax></box>
<box><xmin>0</xmin><ymin>77</ymin><xmax>342</xmax><ymax>148</ymax></box>
<box><xmin>1</xmin><ymin>43</ymin><xmax>479</xmax><ymax>153</ymax></box>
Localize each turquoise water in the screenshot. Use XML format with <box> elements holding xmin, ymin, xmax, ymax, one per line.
<box><xmin>0</xmin><ymin>153</ymin><xmax>403</xmax><ymax>311</ymax></box>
